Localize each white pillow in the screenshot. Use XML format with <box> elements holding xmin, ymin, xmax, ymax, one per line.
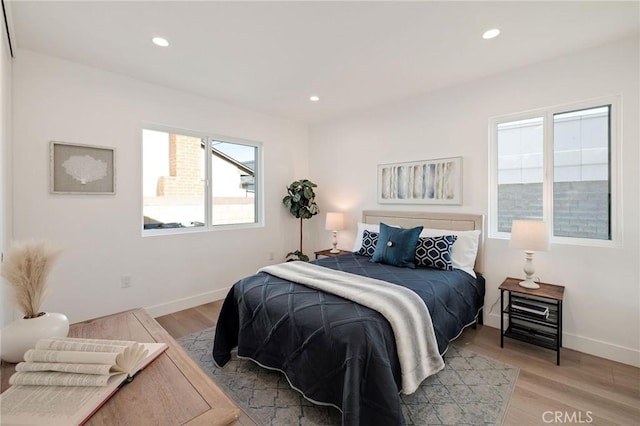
<box><xmin>352</xmin><ymin>222</ymin><xmax>381</xmax><ymax>252</ymax></box>
<box><xmin>420</xmin><ymin>228</ymin><xmax>481</xmax><ymax>278</ymax></box>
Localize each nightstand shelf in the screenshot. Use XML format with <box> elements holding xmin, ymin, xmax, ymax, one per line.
<box><xmin>504</xmin><ymin>326</ymin><xmax>557</xmax><ymax>351</ymax></box>
<box><xmin>500</xmin><ymin>277</ymin><xmax>565</xmax><ymax>365</ymax></box>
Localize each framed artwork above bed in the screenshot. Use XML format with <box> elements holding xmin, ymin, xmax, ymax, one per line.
<box><xmin>377</xmin><ymin>157</ymin><xmax>462</xmax><ymax>205</ymax></box>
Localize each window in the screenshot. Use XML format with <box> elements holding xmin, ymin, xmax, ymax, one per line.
<box><xmin>142</xmin><ymin>127</ymin><xmax>261</xmax><ymax>233</ymax></box>
<box><xmin>495</xmin><ymin>117</ymin><xmax>544</xmax><ymax>231</ymax></box>
<box><xmin>489</xmin><ymin>98</ymin><xmax>618</xmax><ymax>244</ymax></box>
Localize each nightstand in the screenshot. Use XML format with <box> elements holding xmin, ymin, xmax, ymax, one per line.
<box><xmin>499</xmin><ymin>277</ymin><xmax>565</xmax><ymax>365</ymax></box>
<box><xmin>314</xmin><ymin>249</ymin><xmax>351</xmax><ymax>259</ymax></box>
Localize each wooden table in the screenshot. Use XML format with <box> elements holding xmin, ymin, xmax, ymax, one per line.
<box><xmin>314</xmin><ymin>248</ymin><xmax>351</xmax><ymax>259</ymax></box>
<box><xmin>1</xmin><ymin>309</ymin><xmax>239</xmax><ymax>425</ymax></box>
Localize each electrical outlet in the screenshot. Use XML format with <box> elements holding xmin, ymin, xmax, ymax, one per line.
<box><xmin>268</xmin><ymin>251</ymin><xmax>274</xmax><ymax>261</ymax></box>
<box><xmin>121</xmin><ymin>275</ymin><xmax>132</xmax><ymax>288</ymax></box>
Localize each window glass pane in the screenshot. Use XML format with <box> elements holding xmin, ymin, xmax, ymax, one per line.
<box><xmin>210</xmin><ymin>140</ymin><xmax>257</xmax><ymax>225</ymax></box>
<box><xmin>143</xmin><ymin>129</ymin><xmax>205</xmax><ymax>229</ymax></box>
<box><xmin>496</xmin><ymin>117</ymin><xmax>544</xmax><ymax>232</ymax></box>
<box><xmin>553</xmin><ymin>106</ymin><xmax>610</xmax><ymax>240</ymax></box>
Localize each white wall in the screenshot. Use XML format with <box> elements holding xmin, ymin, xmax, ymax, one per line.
<box><xmin>11</xmin><ymin>49</ymin><xmax>309</xmax><ymax>323</ymax></box>
<box><xmin>0</xmin><ymin>12</ymin><xmax>13</xmax><ymax>327</ymax></box>
<box><xmin>308</xmin><ymin>37</ymin><xmax>640</xmax><ymax>367</ymax></box>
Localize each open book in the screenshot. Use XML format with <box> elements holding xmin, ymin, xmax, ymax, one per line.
<box><xmin>8</xmin><ymin>337</ymin><xmax>166</xmax><ymax>387</ymax></box>
<box><xmin>0</xmin><ymin>337</ymin><xmax>168</xmax><ymax>425</ymax></box>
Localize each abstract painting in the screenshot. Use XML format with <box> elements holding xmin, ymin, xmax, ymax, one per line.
<box><xmin>50</xmin><ymin>142</ymin><xmax>116</xmax><ymax>194</ymax></box>
<box><xmin>377</xmin><ymin>157</ymin><xmax>462</xmax><ymax>204</ymax></box>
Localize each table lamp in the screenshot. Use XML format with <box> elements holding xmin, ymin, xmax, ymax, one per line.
<box><xmin>325</xmin><ymin>212</ymin><xmax>345</xmax><ymax>253</ymax></box>
<box><xmin>510</xmin><ymin>220</ymin><xmax>549</xmax><ymax>289</ymax></box>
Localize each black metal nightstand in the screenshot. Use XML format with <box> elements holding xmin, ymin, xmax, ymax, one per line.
<box><xmin>500</xmin><ymin>277</ymin><xmax>565</xmax><ymax>365</ymax></box>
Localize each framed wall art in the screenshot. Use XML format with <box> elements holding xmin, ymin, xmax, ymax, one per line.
<box><xmin>50</xmin><ymin>141</ymin><xmax>116</xmax><ymax>194</ymax></box>
<box><xmin>377</xmin><ymin>157</ymin><xmax>462</xmax><ymax>205</ymax></box>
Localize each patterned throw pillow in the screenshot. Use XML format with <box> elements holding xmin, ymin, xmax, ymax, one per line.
<box><xmin>414</xmin><ymin>235</ymin><xmax>457</xmax><ymax>270</ymax></box>
<box><xmin>357</xmin><ymin>230</ymin><xmax>379</xmax><ymax>257</ymax></box>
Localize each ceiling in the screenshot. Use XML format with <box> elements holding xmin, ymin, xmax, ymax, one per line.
<box><xmin>6</xmin><ymin>1</ymin><xmax>639</xmax><ymax>124</ymax></box>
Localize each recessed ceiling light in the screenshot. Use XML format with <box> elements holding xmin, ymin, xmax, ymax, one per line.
<box><xmin>482</xmin><ymin>29</ymin><xmax>501</xmax><ymax>40</ymax></box>
<box><xmin>309</xmin><ymin>95</ymin><xmax>320</xmax><ymax>102</ymax></box>
<box><xmin>152</xmin><ymin>37</ymin><xmax>169</xmax><ymax>47</ymax></box>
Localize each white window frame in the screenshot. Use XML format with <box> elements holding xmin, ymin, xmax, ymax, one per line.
<box><xmin>488</xmin><ymin>96</ymin><xmax>621</xmax><ymax>247</ymax></box>
<box><xmin>141</xmin><ymin>124</ymin><xmax>264</xmax><ymax>237</ymax></box>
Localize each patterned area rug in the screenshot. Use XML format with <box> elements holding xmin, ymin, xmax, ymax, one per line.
<box><xmin>177</xmin><ymin>328</ymin><xmax>518</xmax><ymax>425</ymax></box>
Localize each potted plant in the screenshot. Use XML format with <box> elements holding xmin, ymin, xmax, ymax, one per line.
<box><xmin>282</xmin><ymin>179</ymin><xmax>319</xmax><ymax>261</ymax></box>
<box><xmin>0</xmin><ymin>240</ymin><xmax>69</xmax><ymax>363</ymax></box>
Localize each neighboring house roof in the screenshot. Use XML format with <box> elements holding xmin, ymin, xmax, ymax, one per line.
<box><xmin>203</xmin><ymin>141</ymin><xmax>255</xmax><ymax>176</ymax></box>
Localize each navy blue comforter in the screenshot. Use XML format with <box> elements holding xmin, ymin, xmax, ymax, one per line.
<box><xmin>213</xmin><ymin>253</ymin><xmax>485</xmax><ymax>426</ymax></box>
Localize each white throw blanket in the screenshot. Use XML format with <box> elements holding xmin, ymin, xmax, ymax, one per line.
<box><xmin>259</xmin><ymin>261</ymin><xmax>445</xmax><ymax>394</ymax></box>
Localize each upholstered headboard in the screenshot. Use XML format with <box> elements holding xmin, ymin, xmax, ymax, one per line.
<box><xmin>362</xmin><ymin>210</ymin><xmax>485</xmax><ymax>274</ymax></box>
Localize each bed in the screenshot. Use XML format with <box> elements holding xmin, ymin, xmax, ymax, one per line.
<box><xmin>213</xmin><ymin>211</ymin><xmax>485</xmax><ymax>426</ymax></box>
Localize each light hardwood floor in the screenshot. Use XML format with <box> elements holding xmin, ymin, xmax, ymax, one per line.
<box><xmin>157</xmin><ymin>301</ymin><xmax>640</xmax><ymax>426</ymax></box>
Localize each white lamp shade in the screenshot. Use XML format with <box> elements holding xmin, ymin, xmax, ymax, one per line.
<box><xmin>510</xmin><ymin>220</ymin><xmax>549</xmax><ymax>251</ymax></box>
<box><xmin>325</xmin><ymin>212</ymin><xmax>344</xmax><ymax>231</ymax></box>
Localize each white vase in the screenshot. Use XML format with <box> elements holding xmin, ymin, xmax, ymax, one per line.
<box><xmin>1</xmin><ymin>312</ymin><xmax>70</xmax><ymax>363</ymax></box>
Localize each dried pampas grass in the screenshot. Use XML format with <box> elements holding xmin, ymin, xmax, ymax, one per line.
<box><xmin>1</xmin><ymin>240</ymin><xmax>61</xmax><ymax>318</ymax></box>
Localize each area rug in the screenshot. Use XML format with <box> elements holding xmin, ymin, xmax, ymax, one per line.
<box><xmin>177</xmin><ymin>328</ymin><xmax>518</xmax><ymax>425</ymax></box>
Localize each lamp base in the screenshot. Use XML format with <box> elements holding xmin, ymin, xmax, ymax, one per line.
<box><xmin>518</xmin><ymin>279</ymin><xmax>540</xmax><ymax>289</ymax></box>
<box><xmin>329</xmin><ymin>230</ymin><xmax>339</xmax><ymax>254</ymax></box>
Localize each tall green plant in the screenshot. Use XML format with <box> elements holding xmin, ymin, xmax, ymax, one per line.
<box><xmin>282</xmin><ymin>179</ymin><xmax>319</xmax><ymax>261</ymax></box>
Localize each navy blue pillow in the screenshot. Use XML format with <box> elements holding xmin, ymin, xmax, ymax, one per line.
<box><xmin>357</xmin><ymin>230</ymin><xmax>379</xmax><ymax>257</ymax></box>
<box><xmin>414</xmin><ymin>235</ymin><xmax>457</xmax><ymax>270</ymax></box>
<box><xmin>371</xmin><ymin>223</ymin><xmax>423</xmax><ymax>268</ymax></box>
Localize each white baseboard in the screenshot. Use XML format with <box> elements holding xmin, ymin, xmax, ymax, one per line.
<box><xmin>561</xmin><ymin>333</ymin><xmax>640</xmax><ymax>367</ymax></box>
<box><xmin>483</xmin><ymin>310</ymin><xmax>503</xmax><ymax>329</ymax></box>
<box><xmin>144</xmin><ymin>287</ymin><xmax>231</xmax><ymax>318</ymax></box>
<box><xmin>484</xmin><ymin>312</ymin><xmax>639</xmax><ymax>367</ymax></box>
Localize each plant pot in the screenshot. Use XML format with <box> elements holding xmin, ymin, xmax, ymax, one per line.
<box><xmin>1</xmin><ymin>312</ymin><xmax>70</xmax><ymax>363</ymax></box>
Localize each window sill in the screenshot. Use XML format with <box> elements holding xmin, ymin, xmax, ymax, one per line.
<box><xmin>142</xmin><ymin>221</ymin><xmax>263</xmax><ymax>237</ymax></box>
